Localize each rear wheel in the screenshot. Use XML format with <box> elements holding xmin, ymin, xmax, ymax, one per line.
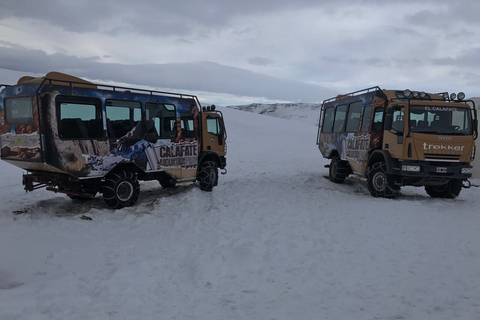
<box><xmin>367</xmin><ymin>162</ymin><xmax>400</xmax><ymax>198</ymax></box>
<box><xmin>425</xmin><ymin>179</ymin><xmax>462</xmax><ymax>199</ymax></box>
<box><xmin>329</xmin><ymin>155</ymin><xmax>349</xmax><ymax>183</ymax></box>
<box><xmin>197</xmin><ymin>161</ymin><xmax>218</xmax><ymax>191</ymax></box>
<box><xmin>102</xmin><ymin>170</ymin><xmax>140</xmax><ymax>209</ymax></box>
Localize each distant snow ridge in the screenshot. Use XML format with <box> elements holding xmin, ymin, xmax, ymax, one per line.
<box><xmin>226</xmin><ymin>103</ymin><xmax>322</xmax><ymax>126</ymax></box>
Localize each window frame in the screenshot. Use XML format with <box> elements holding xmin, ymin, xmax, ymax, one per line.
<box><xmin>56</xmin><ymin>95</ymin><xmax>103</xmax><ymax>140</ymax></box>
<box><xmin>360</xmin><ymin>105</ymin><xmax>372</xmax><ymax>132</ymax></box>
<box><xmin>145</xmin><ymin>102</ymin><xmax>178</xmax><ymax>140</ymax></box>
<box><xmin>321</xmin><ymin>106</ymin><xmax>335</xmax><ymax>133</ymax></box>
<box><xmin>4</xmin><ymin>96</ymin><xmax>34</xmax><ymax>125</ymax></box>
<box><xmin>105</xmin><ymin>99</ymin><xmax>143</xmax><ymax>139</ymax></box>
<box><xmin>345</xmin><ymin>101</ymin><xmax>363</xmax><ymax>133</ymax></box>
<box><xmin>333</xmin><ymin>104</ymin><xmax>347</xmax><ymax>133</ymax></box>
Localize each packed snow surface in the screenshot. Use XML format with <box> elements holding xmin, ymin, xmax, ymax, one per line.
<box><xmin>1</xmin><ymin>107</ymin><xmax>480</xmax><ymax>320</ymax></box>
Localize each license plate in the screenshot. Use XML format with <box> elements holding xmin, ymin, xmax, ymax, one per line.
<box><xmin>436</xmin><ymin>167</ymin><xmax>447</xmax><ymax>173</ymax></box>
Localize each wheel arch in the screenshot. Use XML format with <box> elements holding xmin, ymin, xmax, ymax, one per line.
<box><xmin>327</xmin><ymin>149</ymin><xmax>340</xmax><ymax>160</ymax></box>
<box><xmin>199</xmin><ymin>152</ymin><xmax>221</xmax><ymax>168</ymax></box>
<box><xmin>368</xmin><ymin>150</ymin><xmax>395</xmax><ymax>174</ymax></box>
<box><xmin>107</xmin><ymin>162</ymin><xmax>143</xmax><ymax>177</ymax></box>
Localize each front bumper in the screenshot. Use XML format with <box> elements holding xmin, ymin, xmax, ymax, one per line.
<box><xmin>393</xmin><ymin>160</ymin><xmax>472</xmax><ymax>179</ymax></box>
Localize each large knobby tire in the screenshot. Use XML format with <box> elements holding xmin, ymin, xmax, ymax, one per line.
<box><xmin>197</xmin><ymin>161</ymin><xmax>218</xmax><ymax>191</ymax></box>
<box><xmin>102</xmin><ymin>170</ymin><xmax>140</xmax><ymax>209</ymax></box>
<box><xmin>425</xmin><ymin>179</ymin><xmax>462</xmax><ymax>199</ymax></box>
<box><xmin>367</xmin><ymin>162</ymin><xmax>400</xmax><ymax>198</ymax></box>
<box><xmin>329</xmin><ymin>155</ymin><xmax>350</xmax><ymax>183</ymax></box>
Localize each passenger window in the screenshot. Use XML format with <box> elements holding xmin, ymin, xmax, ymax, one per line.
<box><xmin>321</xmin><ymin>107</ymin><xmax>335</xmax><ymax>133</ymax></box>
<box><xmin>361</xmin><ymin>106</ymin><xmax>372</xmax><ymax>132</ymax></box>
<box><xmin>145</xmin><ymin>103</ymin><xmax>177</xmax><ymax>139</ymax></box>
<box><xmin>106</xmin><ymin>100</ymin><xmax>142</xmax><ymax>139</ymax></box>
<box><xmin>57</xmin><ymin>96</ymin><xmax>103</xmax><ymax>139</ymax></box>
<box><xmin>333</xmin><ymin>105</ymin><xmax>347</xmax><ymax>133</ymax></box>
<box><xmin>345</xmin><ymin>101</ymin><xmax>362</xmax><ymax>132</ymax></box>
<box><xmin>180</xmin><ymin>114</ymin><xmax>195</xmax><ymax>138</ymax></box>
<box><xmin>372</xmin><ymin>108</ymin><xmax>384</xmax><ymax>133</ymax></box>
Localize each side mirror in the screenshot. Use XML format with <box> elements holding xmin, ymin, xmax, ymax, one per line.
<box><xmin>384</xmin><ymin>114</ymin><xmax>393</xmax><ymax>130</ymax></box>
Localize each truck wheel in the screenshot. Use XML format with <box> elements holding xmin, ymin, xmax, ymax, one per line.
<box><xmin>102</xmin><ymin>170</ymin><xmax>140</xmax><ymax>209</ymax></box>
<box><xmin>425</xmin><ymin>179</ymin><xmax>462</xmax><ymax>199</ymax></box>
<box><xmin>329</xmin><ymin>155</ymin><xmax>349</xmax><ymax>183</ymax></box>
<box><xmin>367</xmin><ymin>162</ymin><xmax>400</xmax><ymax>198</ymax></box>
<box><xmin>197</xmin><ymin>161</ymin><xmax>218</xmax><ymax>191</ymax></box>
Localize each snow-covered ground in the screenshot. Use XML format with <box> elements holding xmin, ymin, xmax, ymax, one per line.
<box><xmin>1</xmin><ymin>107</ymin><xmax>480</xmax><ymax>320</ymax></box>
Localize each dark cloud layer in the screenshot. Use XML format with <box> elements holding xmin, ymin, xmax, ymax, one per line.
<box><xmin>1</xmin><ymin>0</ymin><xmax>467</xmax><ymax>37</ymax></box>
<box><xmin>0</xmin><ymin>46</ymin><xmax>335</xmax><ymax>102</ymax></box>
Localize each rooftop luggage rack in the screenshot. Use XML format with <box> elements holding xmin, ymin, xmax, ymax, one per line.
<box><xmin>35</xmin><ymin>77</ymin><xmax>202</xmax><ymax>106</ymax></box>
<box><xmin>322</xmin><ymin>86</ymin><xmax>382</xmax><ymax>105</ymax></box>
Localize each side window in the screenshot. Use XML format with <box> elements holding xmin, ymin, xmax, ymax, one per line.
<box><xmin>361</xmin><ymin>105</ymin><xmax>372</xmax><ymax>132</ymax></box>
<box><xmin>333</xmin><ymin>105</ymin><xmax>347</xmax><ymax>133</ymax></box>
<box><xmin>180</xmin><ymin>113</ymin><xmax>195</xmax><ymax>138</ymax></box>
<box><xmin>4</xmin><ymin>97</ymin><xmax>33</xmax><ymax>124</ymax></box>
<box><xmin>145</xmin><ymin>103</ymin><xmax>177</xmax><ymax>139</ymax></box>
<box><xmin>207</xmin><ymin>116</ymin><xmax>221</xmax><ymax>134</ymax></box>
<box><xmin>321</xmin><ymin>107</ymin><xmax>335</xmax><ymax>133</ymax></box>
<box><xmin>57</xmin><ymin>96</ymin><xmax>103</xmax><ymax>139</ymax></box>
<box><xmin>392</xmin><ymin>107</ymin><xmax>405</xmax><ymax>132</ymax></box>
<box><xmin>106</xmin><ymin>100</ymin><xmax>142</xmax><ymax>139</ymax></box>
<box><xmin>372</xmin><ymin>108</ymin><xmax>384</xmax><ymax>133</ymax></box>
<box><xmin>345</xmin><ymin>101</ymin><xmax>362</xmax><ymax>133</ymax></box>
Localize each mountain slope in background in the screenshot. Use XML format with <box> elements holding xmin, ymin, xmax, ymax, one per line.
<box><xmin>226</xmin><ymin>103</ymin><xmax>322</xmax><ymax>126</ymax></box>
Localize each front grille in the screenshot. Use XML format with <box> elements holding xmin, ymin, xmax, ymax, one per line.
<box><xmin>424</xmin><ymin>153</ymin><xmax>461</xmax><ymax>162</ymax></box>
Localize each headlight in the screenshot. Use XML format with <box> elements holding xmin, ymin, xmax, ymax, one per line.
<box><xmin>461</xmin><ymin>168</ymin><xmax>472</xmax><ymax>174</ymax></box>
<box><xmin>402</xmin><ymin>165</ymin><xmax>420</xmax><ymax>172</ymax></box>
<box><xmin>457</xmin><ymin>92</ymin><xmax>465</xmax><ymax>100</ymax></box>
<box><xmin>450</xmin><ymin>93</ymin><xmax>457</xmax><ymax>100</ymax></box>
<box><xmin>404</xmin><ymin>89</ymin><xmax>411</xmax><ymax>98</ymax></box>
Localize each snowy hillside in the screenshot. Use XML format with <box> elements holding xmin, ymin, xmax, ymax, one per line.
<box><xmin>226</xmin><ymin>103</ymin><xmax>322</xmax><ymax>126</ymax></box>
<box><xmin>1</xmin><ymin>107</ymin><xmax>480</xmax><ymax>320</ymax></box>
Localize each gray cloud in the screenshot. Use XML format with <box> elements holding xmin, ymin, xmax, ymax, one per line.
<box><xmin>0</xmin><ymin>46</ymin><xmax>335</xmax><ymax>102</ymax></box>
<box><xmin>432</xmin><ymin>47</ymin><xmax>480</xmax><ymax>68</ymax></box>
<box><xmin>246</xmin><ymin>57</ymin><xmax>276</xmax><ymax>67</ymax></box>
<box><xmin>1</xmin><ymin>0</ymin><xmax>464</xmax><ymax>37</ymax></box>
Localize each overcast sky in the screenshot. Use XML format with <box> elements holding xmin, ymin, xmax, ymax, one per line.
<box><xmin>0</xmin><ymin>0</ymin><xmax>479</xmax><ymax>105</ymax></box>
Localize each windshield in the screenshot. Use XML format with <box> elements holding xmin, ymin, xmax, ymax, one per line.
<box><xmin>409</xmin><ymin>105</ymin><xmax>472</xmax><ymax>135</ymax></box>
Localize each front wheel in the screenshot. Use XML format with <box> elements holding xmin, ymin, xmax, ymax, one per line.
<box><xmin>102</xmin><ymin>170</ymin><xmax>140</xmax><ymax>209</ymax></box>
<box><xmin>367</xmin><ymin>162</ymin><xmax>400</xmax><ymax>198</ymax></box>
<box><xmin>329</xmin><ymin>155</ymin><xmax>349</xmax><ymax>183</ymax></box>
<box><xmin>197</xmin><ymin>161</ymin><xmax>218</xmax><ymax>191</ymax></box>
<box><xmin>425</xmin><ymin>179</ymin><xmax>462</xmax><ymax>199</ymax></box>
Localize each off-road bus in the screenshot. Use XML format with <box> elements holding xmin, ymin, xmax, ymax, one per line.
<box><xmin>0</xmin><ymin>72</ymin><xmax>227</xmax><ymax>209</ymax></box>
<box><xmin>316</xmin><ymin>87</ymin><xmax>477</xmax><ymax>198</ymax></box>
